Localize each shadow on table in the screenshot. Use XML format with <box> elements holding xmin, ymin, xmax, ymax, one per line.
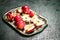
<box><xmin>2</xmin><ymin>18</ymin><xmax>48</xmax><ymax>37</ymax></box>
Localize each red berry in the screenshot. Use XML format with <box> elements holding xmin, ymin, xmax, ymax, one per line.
<box><xmin>14</xmin><ymin>15</ymin><xmax>22</xmax><ymax>22</ymax></box>
<box><xmin>16</xmin><ymin>21</ymin><xmax>26</xmax><ymax>30</ymax></box>
<box><xmin>22</xmin><ymin>6</ymin><xmax>30</xmax><ymax>13</ymax></box>
<box><xmin>29</xmin><ymin>10</ymin><xmax>34</xmax><ymax>17</ymax></box>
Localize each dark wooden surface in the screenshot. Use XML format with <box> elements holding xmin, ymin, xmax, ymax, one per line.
<box><xmin>0</xmin><ymin>0</ymin><xmax>60</xmax><ymax>40</ymax></box>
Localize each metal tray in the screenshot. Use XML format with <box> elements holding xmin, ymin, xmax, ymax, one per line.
<box><xmin>3</xmin><ymin>7</ymin><xmax>48</xmax><ymax>36</ymax></box>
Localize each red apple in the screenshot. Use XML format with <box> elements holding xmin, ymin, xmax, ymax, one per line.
<box><xmin>7</xmin><ymin>12</ymin><xmax>13</xmax><ymax>22</ymax></box>
<box><xmin>29</xmin><ymin>10</ymin><xmax>34</xmax><ymax>17</ymax></box>
<box><xmin>14</xmin><ymin>15</ymin><xmax>22</xmax><ymax>22</ymax></box>
<box><xmin>22</xmin><ymin>6</ymin><xmax>30</xmax><ymax>13</ymax></box>
<box><xmin>16</xmin><ymin>20</ymin><xmax>26</xmax><ymax>30</ymax></box>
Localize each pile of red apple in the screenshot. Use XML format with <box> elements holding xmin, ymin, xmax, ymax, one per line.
<box><xmin>6</xmin><ymin>6</ymin><xmax>41</xmax><ymax>34</ymax></box>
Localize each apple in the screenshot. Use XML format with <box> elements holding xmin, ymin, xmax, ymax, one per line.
<box><xmin>22</xmin><ymin>6</ymin><xmax>30</xmax><ymax>13</ymax></box>
<box><xmin>7</xmin><ymin>12</ymin><xmax>13</xmax><ymax>22</ymax></box>
<box><xmin>16</xmin><ymin>20</ymin><xmax>26</xmax><ymax>30</ymax></box>
<box><xmin>14</xmin><ymin>15</ymin><xmax>22</xmax><ymax>22</ymax></box>
<box><xmin>29</xmin><ymin>10</ymin><xmax>34</xmax><ymax>17</ymax></box>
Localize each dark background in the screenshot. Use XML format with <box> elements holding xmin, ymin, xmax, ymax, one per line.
<box><xmin>0</xmin><ymin>0</ymin><xmax>60</xmax><ymax>40</ymax></box>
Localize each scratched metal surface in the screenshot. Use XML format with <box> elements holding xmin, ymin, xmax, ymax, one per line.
<box><xmin>0</xmin><ymin>0</ymin><xmax>60</xmax><ymax>40</ymax></box>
